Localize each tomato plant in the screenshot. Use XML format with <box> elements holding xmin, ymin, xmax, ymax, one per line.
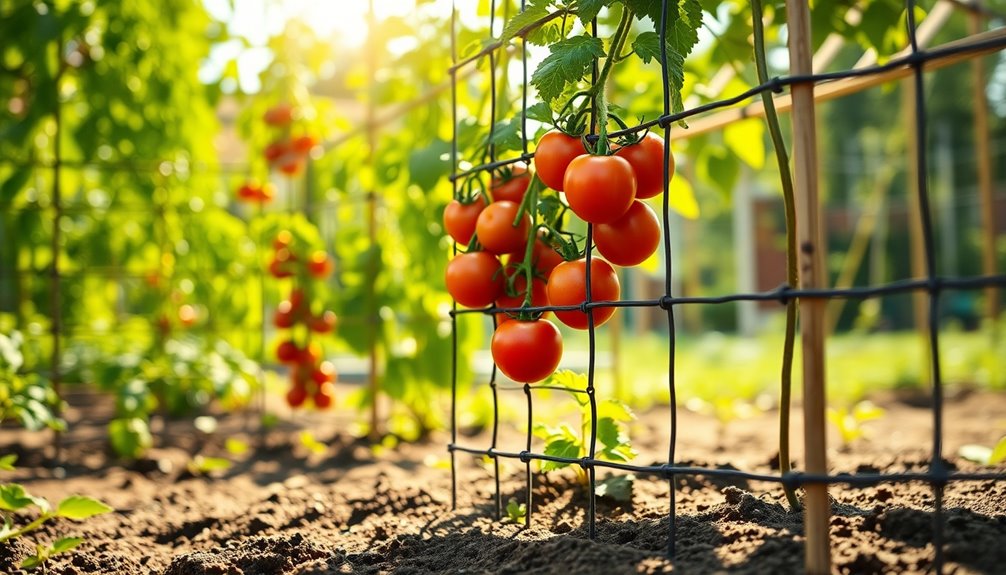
<box><xmin>547</xmin><ymin>258</ymin><xmax>620</xmax><ymax>329</ymax></box>
<box><xmin>614</xmin><ymin>132</ymin><xmax>670</xmax><ymax>200</ymax></box>
<box><xmin>593</xmin><ymin>200</ymin><xmax>661</xmax><ymax>267</ymax></box>
<box><xmin>496</xmin><ymin>274</ymin><xmax>550</xmax><ymax>324</ymax></box>
<box><xmin>533</xmin><ymin>131</ymin><xmax>585</xmax><ymax>191</ymax></box>
<box><xmin>475</xmin><ymin>200</ymin><xmax>531</xmax><ymax>255</ymax></box>
<box><xmin>491</xmin><ymin>319</ymin><xmax>563</xmax><ymax>383</ymax></box>
<box><xmin>507</xmin><ymin>237</ymin><xmax>564</xmax><ymax>278</ymax></box>
<box><xmin>443</xmin><ymin>195</ymin><xmax>487</xmax><ymax>245</ymax></box>
<box><xmin>563</xmin><ymin>154</ymin><xmax>637</xmax><ymax>225</ymax></box>
<box><xmin>445</xmin><ymin>251</ymin><xmax>504</xmax><ymax>308</ymax></box>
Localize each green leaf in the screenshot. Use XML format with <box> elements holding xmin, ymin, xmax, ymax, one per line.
<box><xmin>852</xmin><ymin>400</ymin><xmax>885</xmax><ymax>422</ymax></box>
<box><xmin>489</xmin><ymin>118</ymin><xmax>524</xmax><ymax>153</ymax></box>
<box><xmin>51</xmin><ymin>536</ymin><xmax>84</xmax><ymax>554</ymax></box>
<box><xmin>542</xmin><ymin>369</ymin><xmax>588</xmax><ymax>392</ymax></box>
<box><xmin>505</xmin><ymin>499</ymin><xmax>527</xmax><ymax>523</ymax></box>
<box><xmin>597</xmin><ymin>399</ymin><xmax>635</xmax><ymax>422</ymax></box>
<box><xmin>959</xmin><ymin>444</ymin><xmax>992</xmax><ymax>465</ymax></box>
<box><xmin>225</xmin><ymin>438</ymin><xmax>249</xmax><ymax>456</ymax></box>
<box><xmin>596</xmin><ymin>417</ymin><xmax>624</xmax><ymax>449</ymax></box>
<box><xmin>524</xmin><ymin>102</ymin><xmax>555</xmax><ymax>125</ymax></box>
<box><xmin>56</xmin><ymin>495</ymin><xmax>113</xmax><ymax>520</ymax></box>
<box><xmin>0</xmin><ymin>454</ymin><xmax>16</xmax><ymax>471</ymax></box>
<box><xmin>299</xmin><ymin>431</ymin><xmax>327</xmax><ymax>455</ymax></box>
<box><xmin>622</xmin><ymin>0</ymin><xmax>661</xmax><ymax>24</ymax></box>
<box><xmin>108</xmin><ymin>417</ymin><xmax>152</xmax><ymax>459</ymax></box>
<box><xmin>668</xmin><ymin>173</ymin><xmax>699</xmax><ymax>219</ymax></box>
<box><xmin>408</xmin><ymin>138</ymin><xmax>451</xmax><ymax>190</ymax></box>
<box><xmin>575</xmin><ymin>0</ymin><xmax>607</xmax><ymax>24</ymax></box>
<box><xmin>500</xmin><ymin>0</ymin><xmax>560</xmax><ymax>45</ymax></box>
<box><xmin>0</xmin><ymin>483</ymin><xmax>38</xmax><ymax>511</ymax></box>
<box><xmin>21</xmin><ymin>554</ymin><xmax>44</xmax><ymax>569</ymax></box>
<box><xmin>531</xmin><ymin>35</ymin><xmax>605</xmax><ymax>104</ymax></box>
<box><xmin>595</xmin><ymin>474</ymin><xmax>634</xmax><ymax>501</ymax></box>
<box><xmin>188</xmin><ymin>456</ymin><xmax>232</xmax><ymax>474</ymax></box>
<box><xmin>989</xmin><ymin>436</ymin><xmax>1006</xmax><ymax>465</ymax></box>
<box><xmin>541</xmin><ymin>437</ymin><xmax>582</xmax><ymax>471</ymax></box>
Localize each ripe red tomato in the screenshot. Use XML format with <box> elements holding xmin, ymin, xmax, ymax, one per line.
<box><xmin>286</xmin><ymin>383</ymin><xmax>308</xmax><ymax>408</ymax></box>
<box><xmin>264</xmin><ymin>141</ymin><xmax>288</xmax><ymax>164</ymax></box>
<box><xmin>507</xmin><ymin>238</ymin><xmax>564</xmax><ymax>277</ymax></box>
<box><xmin>274</xmin><ymin>299</ymin><xmax>299</xmax><ymax>328</ymax></box>
<box><xmin>495</xmin><ymin>274</ymin><xmax>550</xmax><ymax>324</ymax></box>
<box><xmin>547</xmin><ymin>258</ymin><xmax>620</xmax><ymax>329</ymax></box>
<box><xmin>291</xmin><ymin>135</ymin><xmax>318</xmax><ymax>155</ymax></box>
<box><xmin>311</xmin><ymin>361</ymin><xmax>337</xmax><ymax>385</ymax></box>
<box><xmin>491</xmin><ymin>319</ymin><xmax>563</xmax><ymax>383</ymax></box>
<box><xmin>277</xmin><ymin>157</ymin><xmax>304</xmax><ymax>176</ymax></box>
<box><xmin>307</xmin><ymin>251</ymin><xmax>333</xmax><ymax>278</ymax></box>
<box><xmin>443</xmin><ymin>196</ymin><xmax>486</xmax><ymax>245</ymax></box>
<box><xmin>313</xmin><ymin>382</ymin><xmax>336</xmax><ymax>409</ymax></box>
<box><xmin>268</xmin><ymin>248</ymin><xmax>297</xmax><ymax>278</ymax></box>
<box><xmin>534</xmin><ymin>131</ymin><xmax>585</xmax><ymax>191</ymax></box>
<box><xmin>445</xmin><ymin>251</ymin><xmax>504</xmax><ymax>308</ymax></box>
<box><xmin>614</xmin><ymin>132</ymin><xmax>671</xmax><ymax>199</ymax></box>
<box><xmin>475</xmin><ymin>200</ymin><xmax>530</xmax><ymax>255</ymax></box>
<box><xmin>264</xmin><ymin>104</ymin><xmax>294</xmax><ymax>126</ymax></box>
<box><xmin>276</xmin><ymin>340</ymin><xmax>300</xmax><ymax>363</ymax></box>
<box><xmin>563</xmin><ymin>155</ymin><xmax>636</xmax><ymax>224</ymax></box>
<box><xmin>299</xmin><ymin>342</ymin><xmax>322</xmax><ymax>366</ymax></box>
<box><xmin>273</xmin><ymin>230</ymin><xmax>293</xmax><ymax>251</ymax></box>
<box><xmin>491</xmin><ymin>163</ymin><xmax>531</xmax><ymax>203</ymax></box>
<box><xmin>594</xmin><ymin>200</ymin><xmax>661</xmax><ymax>267</ymax></box>
<box><xmin>308</xmin><ymin>310</ymin><xmax>337</xmax><ymax>333</ymax></box>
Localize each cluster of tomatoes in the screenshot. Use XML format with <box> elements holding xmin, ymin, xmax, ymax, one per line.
<box><xmin>261</xmin><ymin>103</ymin><xmax>318</xmax><ymax>177</ymax></box>
<box><xmin>236</xmin><ymin>180</ymin><xmax>275</xmax><ymax>203</ymax></box>
<box><xmin>270</xmin><ymin>230</ymin><xmax>338</xmax><ymax>409</ymax></box>
<box><xmin>444</xmin><ymin>129</ymin><xmax>669</xmax><ymax>384</ymax></box>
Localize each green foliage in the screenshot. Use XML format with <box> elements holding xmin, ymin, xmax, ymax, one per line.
<box><xmin>0</xmin><ymin>332</ymin><xmax>64</xmax><ymax>432</ymax></box>
<box><xmin>0</xmin><ymin>462</ymin><xmax>111</xmax><ymax>571</ymax></box>
<box><xmin>532</xmin><ymin>371</ymin><xmax>637</xmax><ymax>484</ymax></box>
<box><xmin>505</xmin><ymin>498</ymin><xmax>528</xmax><ymax>524</ymax></box>
<box><xmin>959</xmin><ymin>436</ymin><xmax>1006</xmax><ymax>466</ymax></box>
<box><xmin>186</xmin><ymin>455</ymin><xmax>232</xmax><ymax>476</ymax></box>
<box><xmin>108</xmin><ymin>417</ymin><xmax>152</xmax><ymax>460</ymax></box>
<box><xmin>827</xmin><ymin>401</ymin><xmax>886</xmax><ymax>447</ymax></box>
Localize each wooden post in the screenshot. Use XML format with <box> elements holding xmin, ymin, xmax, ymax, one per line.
<box><xmin>366</xmin><ymin>0</ymin><xmax>381</xmax><ymax>440</ymax></box>
<box><xmin>785</xmin><ymin>0</ymin><xmax>831</xmax><ymax>572</ymax></box>
<box><xmin>903</xmin><ymin>79</ymin><xmax>931</xmax><ymax>383</ymax></box>
<box><xmin>970</xmin><ymin>8</ymin><xmax>999</xmax><ymax>321</ymax></box>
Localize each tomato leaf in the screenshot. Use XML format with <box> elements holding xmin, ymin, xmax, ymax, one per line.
<box><xmin>989</xmin><ymin>436</ymin><xmax>1006</xmax><ymax>465</ymax></box>
<box><xmin>489</xmin><ymin>117</ymin><xmax>524</xmax><ymax>153</ymax></box>
<box><xmin>51</xmin><ymin>536</ymin><xmax>84</xmax><ymax>554</ymax></box>
<box><xmin>56</xmin><ymin>495</ymin><xmax>113</xmax><ymax>520</ymax></box>
<box><xmin>575</xmin><ymin>0</ymin><xmax>607</xmax><ymax>24</ymax></box>
<box><xmin>541</xmin><ymin>437</ymin><xmax>581</xmax><ymax>471</ymax></box>
<box><xmin>595</xmin><ymin>474</ymin><xmax>634</xmax><ymax>501</ymax></box>
<box><xmin>531</xmin><ymin>35</ymin><xmax>606</xmax><ymax>104</ymax></box>
<box><xmin>0</xmin><ymin>454</ymin><xmax>17</xmax><ymax>471</ymax></box>
<box><xmin>0</xmin><ymin>484</ymin><xmax>40</xmax><ymax>512</ymax></box>
<box><xmin>668</xmin><ymin>172</ymin><xmax>699</xmax><ymax>220</ymax></box>
<box><xmin>500</xmin><ymin>0</ymin><xmax>562</xmax><ymax>45</ymax></box>
<box><xmin>524</xmin><ymin>102</ymin><xmax>555</xmax><ymax>125</ymax></box>
<box><xmin>724</xmin><ymin>119</ymin><xmax>766</xmax><ymax>170</ymax></box>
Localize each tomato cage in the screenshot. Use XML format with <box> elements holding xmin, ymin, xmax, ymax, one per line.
<box><xmin>445</xmin><ymin>1</ymin><xmax>1006</xmax><ymax>573</ymax></box>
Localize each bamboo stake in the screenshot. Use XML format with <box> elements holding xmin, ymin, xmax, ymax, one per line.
<box><xmin>970</xmin><ymin>7</ymin><xmax>999</xmax><ymax>321</ymax></box>
<box><xmin>903</xmin><ymin>80</ymin><xmax>931</xmax><ymax>385</ymax></box>
<box><xmin>366</xmin><ymin>0</ymin><xmax>381</xmax><ymax>440</ymax></box>
<box><xmin>785</xmin><ymin>0</ymin><xmax>831</xmax><ymax>572</ymax></box>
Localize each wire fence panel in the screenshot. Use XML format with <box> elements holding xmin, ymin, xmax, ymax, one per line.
<box><xmin>446</xmin><ymin>1</ymin><xmax>1006</xmax><ymax>572</ymax></box>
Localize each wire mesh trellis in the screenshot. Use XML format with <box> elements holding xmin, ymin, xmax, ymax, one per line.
<box><xmin>446</xmin><ymin>0</ymin><xmax>1006</xmax><ymax>572</ymax></box>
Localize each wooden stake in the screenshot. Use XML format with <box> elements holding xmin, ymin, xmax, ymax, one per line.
<box><xmin>903</xmin><ymin>79</ymin><xmax>932</xmax><ymax>385</ymax></box>
<box><xmin>970</xmin><ymin>8</ymin><xmax>999</xmax><ymax>321</ymax></box>
<box><xmin>785</xmin><ymin>0</ymin><xmax>831</xmax><ymax>572</ymax></box>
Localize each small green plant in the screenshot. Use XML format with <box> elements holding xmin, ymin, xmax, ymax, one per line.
<box><xmin>827</xmin><ymin>400</ymin><xmax>885</xmax><ymax>448</ymax></box>
<box><xmin>532</xmin><ymin>371</ymin><xmax>636</xmax><ymax>498</ymax></box>
<box><xmin>185</xmin><ymin>455</ymin><xmax>232</xmax><ymax>477</ymax></box>
<box><xmin>505</xmin><ymin>499</ymin><xmax>527</xmax><ymax>524</ymax></box>
<box><xmin>0</xmin><ymin>332</ymin><xmax>65</xmax><ymax>433</ymax></box>
<box><xmin>959</xmin><ymin>435</ymin><xmax>1006</xmax><ymax>466</ymax></box>
<box><xmin>1</xmin><ymin>458</ymin><xmax>113</xmax><ymax>571</ymax></box>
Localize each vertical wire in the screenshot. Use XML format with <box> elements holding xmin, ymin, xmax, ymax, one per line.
<box><xmin>487</xmin><ymin>0</ymin><xmax>502</xmax><ymax>522</ymax></box>
<box><xmin>449</xmin><ymin>0</ymin><xmax>459</xmax><ymax>511</ymax></box>
<box><xmin>520</xmin><ymin>0</ymin><xmax>532</xmax><ymax>530</ymax></box>
<box><xmin>50</xmin><ymin>30</ymin><xmax>64</xmax><ymax>463</ymax></box>
<box><xmin>905</xmin><ymin>1</ymin><xmax>946</xmax><ymax>572</ymax></box>
<box><xmin>657</xmin><ymin>0</ymin><xmax>678</xmax><ymax>559</ymax></box>
<box><xmin>584</xmin><ymin>15</ymin><xmax>601</xmax><ymax>542</ymax></box>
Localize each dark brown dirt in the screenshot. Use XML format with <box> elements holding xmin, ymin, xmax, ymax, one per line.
<box><xmin>2</xmin><ymin>389</ymin><xmax>1005</xmax><ymax>574</ymax></box>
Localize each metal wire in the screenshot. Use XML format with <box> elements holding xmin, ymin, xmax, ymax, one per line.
<box><xmin>445</xmin><ymin>2</ymin><xmax>1006</xmax><ymax>572</ymax></box>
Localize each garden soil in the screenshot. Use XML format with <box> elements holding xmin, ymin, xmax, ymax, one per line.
<box><xmin>2</xmin><ymin>388</ymin><xmax>1005</xmax><ymax>574</ymax></box>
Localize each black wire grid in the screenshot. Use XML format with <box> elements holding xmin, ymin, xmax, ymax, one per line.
<box><xmin>446</xmin><ymin>0</ymin><xmax>1006</xmax><ymax>570</ymax></box>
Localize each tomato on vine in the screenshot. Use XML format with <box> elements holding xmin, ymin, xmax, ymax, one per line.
<box><xmin>276</xmin><ymin>340</ymin><xmax>300</xmax><ymax>363</ymax></box>
<box><xmin>445</xmin><ymin>251</ymin><xmax>504</xmax><ymax>308</ymax></box>
<box><xmin>533</xmin><ymin>130</ymin><xmax>585</xmax><ymax>191</ymax></box>
<box><xmin>495</xmin><ymin>274</ymin><xmax>550</xmax><ymax>324</ymax></box>
<box><xmin>307</xmin><ymin>250</ymin><xmax>333</xmax><ymax>278</ymax></box>
<box><xmin>443</xmin><ymin>195</ymin><xmax>486</xmax><ymax>245</ymax></box>
<box><xmin>547</xmin><ymin>258</ymin><xmax>620</xmax><ymax>329</ymax></box>
<box><xmin>286</xmin><ymin>382</ymin><xmax>308</xmax><ymax>408</ymax></box>
<box><xmin>313</xmin><ymin>382</ymin><xmax>336</xmax><ymax>409</ymax></box>
<box><xmin>614</xmin><ymin>132</ymin><xmax>670</xmax><ymax>200</ymax></box>
<box><xmin>594</xmin><ymin>200</ymin><xmax>661</xmax><ymax>267</ymax></box>
<box><xmin>475</xmin><ymin>200</ymin><xmax>530</xmax><ymax>255</ymax></box>
<box><xmin>563</xmin><ymin>154</ymin><xmax>636</xmax><ymax>224</ymax></box>
<box><xmin>491</xmin><ymin>319</ymin><xmax>563</xmax><ymax>383</ymax></box>
<box><xmin>491</xmin><ymin>163</ymin><xmax>531</xmax><ymax>203</ymax></box>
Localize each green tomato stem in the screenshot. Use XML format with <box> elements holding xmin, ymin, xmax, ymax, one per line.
<box><xmin>0</xmin><ymin>512</ymin><xmax>52</xmax><ymax>543</ymax></box>
<box><xmin>589</xmin><ymin>8</ymin><xmax>633</xmax><ymax>156</ymax></box>
<box><xmin>751</xmin><ymin>0</ymin><xmax>801</xmax><ymax>513</ymax></box>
